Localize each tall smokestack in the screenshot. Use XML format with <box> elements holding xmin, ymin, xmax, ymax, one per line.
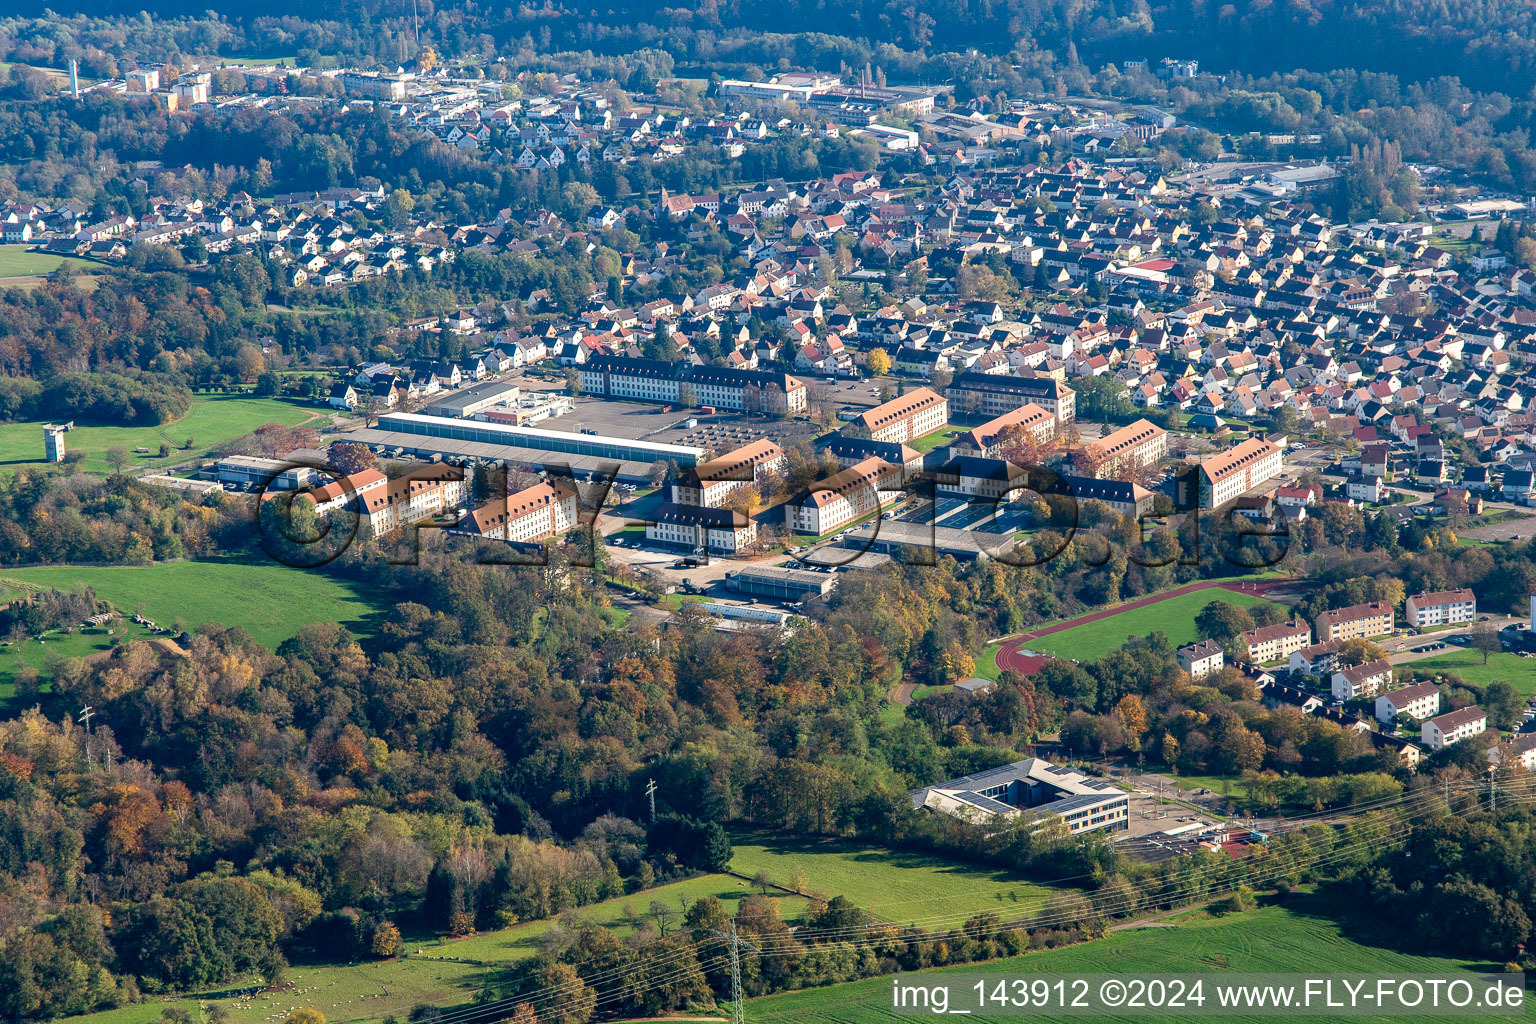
<box><xmin>69</xmin><ymin>59</ymin><xmax>79</xmax><ymax>99</ymax></box>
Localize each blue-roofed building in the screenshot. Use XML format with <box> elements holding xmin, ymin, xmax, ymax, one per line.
<box><xmin>909</xmin><ymin>758</ymin><xmax>1129</xmax><ymax>834</ymax></box>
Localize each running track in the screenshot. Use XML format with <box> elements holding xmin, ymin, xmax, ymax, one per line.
<box><xmin>994</xmin><ymin>578</ymin><xmax>1300</xmax><ymax>675</ymax></box>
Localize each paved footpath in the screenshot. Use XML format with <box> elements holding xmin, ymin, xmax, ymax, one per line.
<box><xmin>994</xmin><ymin>578</ymin><xmax>1298</xmax><ymax>675</ymax></box>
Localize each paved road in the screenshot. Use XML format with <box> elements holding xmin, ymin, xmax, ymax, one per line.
<box><xmin>994</xmin><ymin>578</ymin><xmax>1299</xmax><ymax>674</ymax></box>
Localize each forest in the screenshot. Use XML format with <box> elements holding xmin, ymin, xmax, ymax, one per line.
<box><xmin>0</xmin><ymin>473</ymin><xmax>1527</xmax><ymax>1020</ymax></box>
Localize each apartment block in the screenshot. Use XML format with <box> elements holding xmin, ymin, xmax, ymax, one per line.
<box><xmin>1177</xmin><ymin>639</ymin><xmax>1225</xmax><ymax>679</ymax></box>
<box><xmin>671</xmin><ymin>438</ymin><xmax>786</xmax><ymax>507</ymax></box>
<box><xmin>1375</xmin><ymin>682</ymin><xmax>1440</xmax><ymax>724</ymax></box>
<box><xmin>1074</xmin><ymin>418</ymin><xmax>1167</xmax><ymax>480</ymax></box>
<box><xmin>456</xmin><ymin>480</ymin><xmax>577</xmax><ymax>544</ymax></box>
<box><xmin>1405</xmin><ymin>588</ymin><xmax>1476</xmax><ymax>628</ymax></box>
<box><xmin>1315</xmin><ymin>601</ymin><xmax>1395</xmax><ymax>642</ymax></box>
<box><xmin>784</xmin><ymin>457</ymin><xmax>901</xmax><ymax>535</ymax></box>
<box><xmin>947</xmin><ymin>402</ymin><xmax>1057</xmax><ymax>459</ymax></box>
<box><xmin>1330</xmin><ymin>658</ymin><xmax>1393</xmax><ymax>700</ymax></box>
<box><xmin>1422</xmin><ymin>706</ymin><xmax>1487</xmax><ymax>751</ymax></box>
<box><xmin>646</xmin><ymin>502</ymin><xmax>756</xmax><ymax>554</ymax></box>
<box><xmin>947</xmin><ymin>371</ymin><xmax>1077</xmax><ymax>423</ymax></box>
<box><xmin>359</xmin><ymin>465</ymin><xmax>468</xmax><ymax>539</ymax></box>
<box><xmin>579</xmin><ymin>355</ymin><xmax>807</xmax><ymax>414</ymax></box>
<box><xmin>1239</xmin><ymin>619</ymin><xmax>1313</xmax><ymax>663</ymax></box>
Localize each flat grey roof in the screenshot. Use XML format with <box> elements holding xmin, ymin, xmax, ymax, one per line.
<box><xmin>347</xmin><ymin>427</ymin><xmax>665</xmax><ymax>481</ymax></box>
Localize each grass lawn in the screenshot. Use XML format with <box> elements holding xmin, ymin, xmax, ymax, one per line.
<box><xmin>0</xmin><ymin>620</ymin><xmax>167</xmax><ymax>704</ymax></box>
<box><xmin>1408</xmin><ymin>648</ymin><xmax>1536</xmax><ymax>694</ymax></box>
<box><xmin>655</xmin><ymin>592</ymin><xmax>709</xmax><ymax>611</ymax></box>
<box><xmin>748</xmin><ymin>900</ymin><xmax>1510</xmax><ymax>1024</ymax></box>
<box><xmin>62</xmin><ymin>875</ymin><xmax>805</xmax><ymax>1024</ymax></box>
<box><xmin>1152</xmin><ymin>772</ymin><xmax>1250</xmax><ymax>800</ymax></box>
<box><xmin>974</xmin><ymin>644</ymin><xmax>1003</xmax><ymax>680</ymax></box>
<box><xmin>218</xmin><ymin>54</ymin><xmax>302</xmax><ymax>67</ymax></box>
<box><xmin>729</xmin><ymin>830</ymin><xmax>1059</xmax><ymax>926</ymax></box>
<box><xmin>910</xmin><ymin>426</ymin><xmax>962</xmax><ymax>453</ymax></box>
<box><xmin>0</xmin><ymin>395</ymin><xmax>320</xmax><ymax>474</ymax></box>
<box><xmin>432</xmin><ymin>873</ymin><xmax>808</xmax><ymax>965</ymax></box>
<box><xmin>1028</xmin><ymin>589</ymin><xmax>1285</xmax><ymax>664</ymax></box>
<box><xmin>0</xmin><ymin>556</ymin><xmax>385</xmax><ymax>650</ymax></box>
<box><xmin>0</xmin><ymin>244</ymin><xmax>95</xmax><ymax>279</ymax></box>
<box><xmin>57</xmin><ymin>956</ymin><xmax>488</xmax><ymax>1024</ymax></box>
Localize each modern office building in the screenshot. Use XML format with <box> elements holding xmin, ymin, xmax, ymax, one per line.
<box><xmin>910</xmin><ymin>758</ymin><xmax>1129</xmax><ymax>834</ymax></box>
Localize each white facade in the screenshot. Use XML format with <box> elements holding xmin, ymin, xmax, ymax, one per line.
<box><xmin>1375</xmin><ymin>684</ymin><xmax>1440</xmax><ymax>724</ymax></box>
<box><xmin>786</xmin><ymin>457</ymin><xmax>901</xmax><ymax>535</ymax></box>
<box><xmin>1198</xmin><ymin>438</ymin><xmax>1284</xmax><ymax>508</ymax></box>
<box><xmin>1422</xmin><ymin>707</ymin><xmax>1487</xmax><ymax>751</ymax></box>
<box><xmin>646</xmin><ymin>516</ymin><xmax>756</xmax><ymax>553</ymax></box>
<box><xmin>1330</xmin><ymin>659</ymin><xmax>1393</xmax><ymax>700</ymax></box>
<box><xmin>1177</xmin><ymin>640</ymin><xmax>1225</xmax><ymax>680</ymax></box>
<box><xmin>1405</xmin><ymin>589</ymin><xmax>1476</xmax><ymax>628</ymax></box>
<box><xmin>459</xmin><ymin>482</ymin><xmax>577</xmax><ymax>544</ymax></box>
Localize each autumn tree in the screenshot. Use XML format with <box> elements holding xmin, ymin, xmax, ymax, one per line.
<box><xmin>329</xmin><ymin>441</ymin><xmax>378</xmax><ymax>477</ymax></box>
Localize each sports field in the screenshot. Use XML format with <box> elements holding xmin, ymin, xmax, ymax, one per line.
<box><xmin>1408</xmin><ymin>649</ymin><xmax>1536</xmax><ymax>694</ymax></box>
<box><xmin>1027</xmin><ymin>589</ymin><xmax>1285</xmax><ymax>663</ymax></box>
<box><xmin>749</xmin><ymin>901</ymin><xmax>1506</xmax><ymax>1024</ymax></box>
<box><xmin>0</xmin><ymin>395</ymin><xmax>319</xmax><ymax>473</ymax></box>
<box><xmin>730</xmin><ymin>831</ymin><xmax>1058</xmax><ymax>925</ymax></box>
<box><xmin>0</xmin><ymin>244</ymin><xmax>95</xmax><ymax>279</ymax></box>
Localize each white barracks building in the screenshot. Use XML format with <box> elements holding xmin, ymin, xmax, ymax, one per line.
<box><xmin>785</xmin><ymin>457</ymin><xmax>902</xmax><ymax>535</ymax></box>
<box><xmin>852</xmin><ymin>388</ymin><xmax>949</xmax><ymax>444</ymax></box>
<box><xmin>1197</xmin><ymin>438</ymin><xmax>1284</xmax><ymax>509</ymax></box>
<box><xmin>456</xmin><ymin>480</ymin><xmax>577</xmax><ymax>544</ymax></box>
<box><xmin>1405</xmin><ymin>588</ymin><xmax>1476</xmax><ymax>628</ymax></box>
<box><xmin>671</xmin><ymin>438</ymin><xmax>786</xmax><ymax>507</ymax></box>
<box><xmin>359</xmin><ymin>465</ymin><xmax>469</xmax><ymax>539</ymax></box>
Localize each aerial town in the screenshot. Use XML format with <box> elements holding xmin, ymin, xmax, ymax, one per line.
<box><xmin>2</xmin><ymin>9</ymin><xmax>1536</xmax><ymax>1024</ymax></box>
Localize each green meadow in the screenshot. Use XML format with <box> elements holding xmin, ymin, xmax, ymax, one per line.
<box><xmin>0</xmin><ymin>395</ymin><xmax>320</xmax><ymax>474</ymax></box>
